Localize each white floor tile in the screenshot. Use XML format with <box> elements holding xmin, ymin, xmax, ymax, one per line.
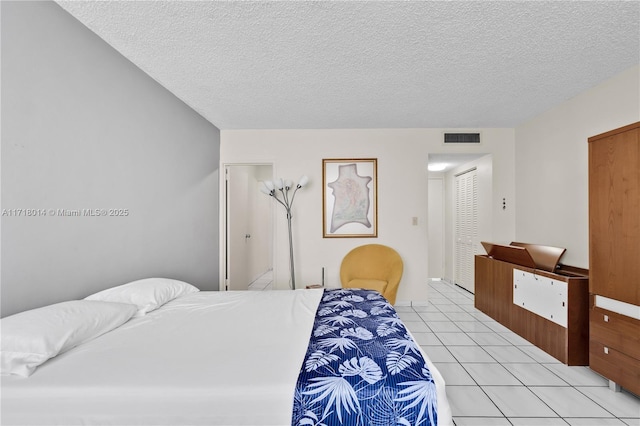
<box><xmin>444</xmin><ymin>312</ymin><xmax>478</xmax><ymax>322</ymax></box>
<box><xmin>518</xmin><ymin>345</ymin><xmax>563</xmax><ymax>364</ymax></box>
<box><xmin>422</xmin><ymin>280</ymin><xmax>638</xmax><ymax>424</ymax></box>
<box><xmin>508</xmin><ymin>418</ymin><xmax>569</xmax><ymax>425</ymax></box>
<box><xmin>436</xmin><ymin>304</ymin><xmax>467</xmax><ymax>313</ymax></box>
<box><xmin>502</xmin><ymin>363</ymin><xmax>568</xmax><ymax>386</ymax></box>
<box><xmin>397</xmin><ymin>311</ymin><xmax>422</xmax><ymax>321</ymax></box>
<box><xmin>410</xmin><ymin>332</ymin><xmax>443</xmax><ymax>346</ymax></box>
<box><xmin>433</xmin><ymin>362</ymin><xmax>476</xmax><ymax>385</ymax></box>
<box><xmin>499</xmin><ymin>331</ymin><xmax>534</xmax><ymax>346</ymax></box>
<box><xmin>435</xmin><ymin>332</ymin><xmax>478</xmax><ymax>346</ymax></box>
<box><xmin>430</xmin><ymin>299</ymin><xmax>455</xmax><ymax>305</ymax></box>
<box><xmin>248</xmin><ymin>270</ymin><xmax>273</xmax><ymax>291</ymax></box>
<box><xmin>445</xmin><ymin>386</ymin><xmax>503</xmax><ymax>417</ymax></box>
<box><xmin>426</xmin><ymin>321</ymin><xmax>462</xmax><ymax>332</ymax></box>
<box><xmin>448</xmin><ymin>346</ymin><xmax>496</xmax><ymax>363</ymax></box>
<box><xmin>412</xmin><ymin>304</ymin><xmax>441</xmax><ymax>313</ymax></box>
<box><xmin>575</xmin><ymin>387</ymin><xmax>640</xmax><ymax>418</ymax></box>
<box><xmin>420</xmin><ymin>345</ymin><xmax>458</xmax><ymax>363</ymax></box>
<box><xmin>466</xmin><ymin>332</ymin><xmax>512</xmax><ymax>346</ymax></box>
<box><xmin>530</xmin><ymin>386</ymin><xmax>613</xmax><ymax>417</ymax></box>
<box><xmin>482</xmin><ymin>386</ymin><xmax>558</xmax><ymax>417</ymax></box>
<box><xmin>454</xmin><ymin>417</ymin><xmax>511</xmax><ymax>425</ymax></box>
<box><xmin>483</xmin><ymin>345</ymin><xmax>537</xmax><ymax>363</ymax></box>
<box><xmin>455</xmin><ymin>321</ymin><xmax>494</xmax><ymax>333</ymax></box>
<box><xmin>462</xmin><ymin>363</ymin><xmax>521</xmax><ymax>385</ymax></box>
<box><xmin>468</xmin><ymin>311</ymin><xmax>496</xmax><ymax>322</ymax></box>
<box><xmin>403</xmin><ymin>320</ymin><xmax>430</xmax><ymax>332</ymax></box>
<box><xmin>461</xmin><ymin>304</ymin><xmax>484</xmax><ymax>313</ymax></box>
<box><xmin>542</xmin><ymin>365</ymin><xmax>609</xmax><ymax>387</ymax></box>
<box><xmin>564</xmin><ymin>418</ymin><xmax>628</xmax><ymax>425</ymax></box>
<box><xmin>484</xmin><ymin>321</ymin><xmax>513</xmax><ymax>332</ymax></box>
<box><xmin>419</xmin><ymin>312</ymin><xmax>451</xmax><ymax>322</ymax></box>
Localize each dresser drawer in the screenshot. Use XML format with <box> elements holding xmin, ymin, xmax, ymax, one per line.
<box><xmin>590</xmin><ymin>307</ymin><xmax>640</xmax><ymax>360</ymax></box>
<box><xmin>589</xmin><ymin>340</ymin><xmax>640</xmax><ymax>395</ymax></box>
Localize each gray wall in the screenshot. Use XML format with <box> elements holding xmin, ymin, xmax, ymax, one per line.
<box><xmin>1</xmin><ymin>1</ymin><xmax>220</xmax><ymax>317</ymax></box>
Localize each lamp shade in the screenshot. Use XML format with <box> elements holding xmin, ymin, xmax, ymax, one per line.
<box><xmin>275</xmin><ymin>178</ymin><xmax>284</xmax><ymax>190</ymax></box>
<box><xmin>297</xmin><ymin>175</ymin><xmax>309</xmax><ymax>188</ymax></box>
<box><xmin>264</xmin><ymin>180</ymin><xmax>275</xmax><ymax>191</ymax></box>
<box><xmin>259</xmin><ymin>185</ymin><xmax>272</xmax><ymax>195</ymax></box>
<box><xmin>285</xmin><ymin>179</ymin><xmax>293</xmax><ymax>190</ymax></box>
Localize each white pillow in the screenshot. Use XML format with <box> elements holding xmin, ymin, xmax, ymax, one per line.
<box><xmin>85</xmin><ymin>278</ymin><xmax>199</xmax><ymax>317</ymax></box>
<box><xmin>1</xmin><ymin>300</ymin><xmax>137</xmax><ymax>377</ymax></box>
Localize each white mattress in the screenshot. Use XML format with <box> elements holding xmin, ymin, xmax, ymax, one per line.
<box><xmin>2</xmin><ymin>289</ymin><xmax>451</xmax><ymax>425</ymax></box>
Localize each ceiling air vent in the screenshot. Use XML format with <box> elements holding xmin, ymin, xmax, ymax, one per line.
<box><xmin>444</xmin><ymin>133</ymin><xmax>481</xmax><ymax>144</ymax></box>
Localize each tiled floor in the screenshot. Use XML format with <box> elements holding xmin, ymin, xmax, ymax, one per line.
<box><xmin>397</xmin><ymin>279</ymin><xmax>640</xmax><ymax>426</ymax></box>
<box><xmin>248</xmin><ymin>270</ymin><xmax>273</xmax><ymax>291</ymax></box>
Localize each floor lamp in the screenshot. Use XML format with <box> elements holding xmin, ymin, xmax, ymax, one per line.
<box><xmin>260</xmin><ymin>176</ymin><xmax>309</xmax><ymax>289</ymax></box>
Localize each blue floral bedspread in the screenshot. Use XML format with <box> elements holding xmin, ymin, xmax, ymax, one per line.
<box><xmin>292</xmin><ymin>288</ymin><xmax>438</xmax><ymax>426</ymax></box>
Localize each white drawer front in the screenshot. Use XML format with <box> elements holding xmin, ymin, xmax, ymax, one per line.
<box><xmin>513</xmin><ymin>270</ymin><xmax>568</xmax><ymax>328</ymax></box>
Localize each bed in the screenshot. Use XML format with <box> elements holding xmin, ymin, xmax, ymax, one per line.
<box><xmin>1</xmin><ymin>280</ymin><xmax>452</xmax><ymax>425</ymax></box>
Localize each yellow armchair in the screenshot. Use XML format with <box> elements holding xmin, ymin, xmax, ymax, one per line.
<box><xmin>339</xmin><ymin>244</ymin><xmax>403</xmax><ymax>305</ymax></box>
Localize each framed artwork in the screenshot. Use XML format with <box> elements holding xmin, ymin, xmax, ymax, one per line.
<box><xmin>323</xmin><ymin>158</ymin><xmax>377</xmax><ymax>238</ymax></box>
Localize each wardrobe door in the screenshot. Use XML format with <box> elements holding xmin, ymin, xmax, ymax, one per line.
<box><xmin>455</xmin><ymin>168</ymin><xmax>478</xmax><ymax>293</ymax></box>
<box><xmin>589</xmin><ymin>124</ymin><xmax>640</xmax><ymax>305</ymax></box>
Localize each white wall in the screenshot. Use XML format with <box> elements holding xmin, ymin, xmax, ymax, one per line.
<box><xmin>221</xmin><ymin>128</ymin><xmax>515</xmax><ymax>304</ymax></box>
<box><xmin>515</xmin><ymin>65</ymin><xmax>640</xmax><ymax>269</ymax></box>
<box><xmin>1</xmin><ymin>1</ymin><xmax>220</xmax><ymax>317</ymax></box>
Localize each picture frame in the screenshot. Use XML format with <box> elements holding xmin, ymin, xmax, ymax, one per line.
<box><xmin>323</xmin><ymin>158</ymin><xmax>377</xmax><ymax>238</ymax></box>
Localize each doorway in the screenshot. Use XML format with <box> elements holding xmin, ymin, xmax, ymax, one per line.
<box><xmin>224</xmin><ymin>164</ymin><xmax>274</xmax><ymax>291</ymax></box>
<box><xmin>427</xmin><ymin>153</ymin><xmax>491</xmax><ymax>293</ymax></box>
<box><xmin>428</xmin><ymin>177</ymin><xmax>445</xmax><ymax>279</ymax></box>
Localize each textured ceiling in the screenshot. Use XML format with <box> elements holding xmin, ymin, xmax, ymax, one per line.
<box><xmin>56</xmin><ymin>1</ymin><xmax>639</xmax><ymax>130</ymax></box>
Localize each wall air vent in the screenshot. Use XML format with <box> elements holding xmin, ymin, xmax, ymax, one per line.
<box><xmin>444</xmin><ymin>133</ymin><xmax>481</xmax><ymax>144</ymax></box>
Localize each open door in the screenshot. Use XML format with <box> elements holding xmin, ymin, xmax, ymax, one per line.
<box><xmin>224</xmin><ymin>164</ymin><xmax>273</xmax><ymax>291</ymax></box>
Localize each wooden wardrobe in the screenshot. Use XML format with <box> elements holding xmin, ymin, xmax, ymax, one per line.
<box><xmin>588</xmin><ymin>122</ymin><xmax>640</xmax><ymax>394</ymax></box>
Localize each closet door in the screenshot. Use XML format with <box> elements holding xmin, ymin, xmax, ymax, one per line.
<box><xmin>455</xmin><ymin>168</ymin><xmax>478</xmax><ymax>293</ymax></box>
<box><xmin>589</xmin><ymin>124</ymin><xmax>640</xmax><ymax>304</ymax></box>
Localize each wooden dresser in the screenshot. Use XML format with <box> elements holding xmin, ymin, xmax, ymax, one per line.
<box><xmin>588</xmin><ymin>122</ymin><xmax>640</xmax><ymax>395</ymax></box>
<box><xmin>475</xmin><ymin>252</ymin><xmax>589</xmax><ymax>365</ymax></box>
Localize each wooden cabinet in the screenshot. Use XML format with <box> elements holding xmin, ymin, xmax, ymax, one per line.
<box><xmin>475</xmin><ymin>255</ymin><xmax>589</xmax><ymax>365</ymax></box>
<box><xmin>588</xmin><ymin>122</ymin><xmax>640</xmax><ymax>394</ymax></box>
<box><xmin>475</xmin><ymin>255</ymin><xmax>513</xmax><ymax>326</ymax></box>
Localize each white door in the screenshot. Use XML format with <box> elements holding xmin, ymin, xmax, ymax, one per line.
<box><xmin>226</xmin><ymin>166</ymin><xmax>251</xmax><ymax>291</ymax></box>
<box><xmin>455</xmin><ymin>168</ymin><xmax>478</xmax><ymax>293</ymax></box>
<box><xmin>225</xmin><ymin>164</ymin><xmax>274</xmax><ymax>291</ymax></box>
<box><xmin>428</xmin><ymin>178</ymin><xmax>445</xmax><ymax>279</ymax></box>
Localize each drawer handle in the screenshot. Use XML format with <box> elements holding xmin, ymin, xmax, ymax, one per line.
<box><xmin>604</xmin><ymin>314</ymin><xmax>609</xmax><ymax>322</ymax></box>
<box><xmin>604</xmin><ymin>347</ymin><xmax>609</xmax><ymax>355</ymax></box>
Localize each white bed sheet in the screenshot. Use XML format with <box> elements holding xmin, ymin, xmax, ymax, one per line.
<box><xmin>1</xmin><ymin>289</ymin><xmax>452</xmax><ymax>425</ymax></box>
